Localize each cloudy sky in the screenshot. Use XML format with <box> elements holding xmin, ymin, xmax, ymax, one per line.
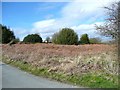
<box><xmin>2</xmin><ymin>0</ymin><xmax>119</xmax><ymax>41</ymax></box>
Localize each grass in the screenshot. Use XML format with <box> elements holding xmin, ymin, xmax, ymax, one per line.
<box><xmin>2</xmin><ymin>56</ymin><xmax>118</xmax><ymax>88</ymax></box>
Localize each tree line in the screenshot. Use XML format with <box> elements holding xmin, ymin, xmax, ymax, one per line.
<box><xmin>0</xmin><ymin>1</ymin><xmax>119</xmax><ymax>45</ymax></box>
<box><xmin>0</xmin><ymin>25</ymin><xmax>101</xmax><ymax>45</ymax></box>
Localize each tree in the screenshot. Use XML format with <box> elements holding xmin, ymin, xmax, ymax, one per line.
<box><xmin>95</xmin><ymin>1</ymin><xmax>120</xmax><ymax>40</ymax></box>
<box><xmin>13</xmin><ymin>38</ymin><xmax>20</xmax><ymax>43</ymax></box>
<box><xmin>0</xmin><ymin>24</ymin><xmax>2</xmax><ymax>43</ymax></box>
<box><xmin>80</xmin><ymin>34</ymin><xmax>90</xmax><ymax>44</ymax></box>
<box><xmin>52</xmin><ymin>33</ymin><xmax>59</xmax><ymax>44</ymax></box>
<box><xmin>23</xmin><ymin>34</ymin><xmax>42</xmax><ymax>43</ymax></box>
<box><xmin>0</xmin><ymin>24</ymin><xmax>16</xmax><ymax>44</ymax></box>
<box><xmin>52</xmin><ymin>28</ymin><xmax>78</xmax><ymax>45</ymax></box>
<box><xmin>89</xmin><ymin>37</ymin><xmax>101</xmax><ymax>44</ymax></box>
<box><xmin>45</xmin><ymin>36</ymin><xmax>50</xmax><ymax>43</ymax></box>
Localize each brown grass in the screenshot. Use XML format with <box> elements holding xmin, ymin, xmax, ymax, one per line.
<box><xmin>2</xmin><ymin>43</ymin><xmax>118</xmax><ymax>75</ymax></box>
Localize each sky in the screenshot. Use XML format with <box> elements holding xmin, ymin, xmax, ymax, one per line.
<box><xmin>2</xmin><ymin>0</ymin><xmax>119</xmax><ymax>41</ymax></box>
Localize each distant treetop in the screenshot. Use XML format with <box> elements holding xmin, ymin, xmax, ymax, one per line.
<box><xmin>0</xmin><ymin>24</ymin><xmax>16</xmax><ymax>44</ymax></box>
<box><xmin>23</xmin><ymin>34</ymin><xmax>42</xmax><ymax>43</ymax></box>
<box><xmin>52</xmin><ymin>28</ymin><xmax>78</xmax><ymax>45</ymax></box>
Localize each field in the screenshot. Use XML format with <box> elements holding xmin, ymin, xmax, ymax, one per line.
<box><xmin>2</xmin><ymin>43</ymin><xmax>118</xmax><ymax>88</ymax></box>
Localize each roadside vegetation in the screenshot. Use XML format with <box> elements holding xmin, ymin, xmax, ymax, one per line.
<box><xmin>2</xmin><ymin>56</ymin><xmax>118</xmax><ymax>88</ymax></box>
<box><xmin>2</xmin><ymin>44</ymin><xmax>118</xmax><ymax>88</ymax></box>
<box><xmin>1</xmin><ymin>1</ymin><xmax>119</xmax><ymax>89</ymax></box>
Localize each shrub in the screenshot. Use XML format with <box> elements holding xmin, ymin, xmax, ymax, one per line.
<box><xmin>23</xmin><ymin>34</ymin><xmax>42</xmax><ymax>43</ymax></box>
<box><xmin>14</xmin><ymin>38</ymin><xmax>20</xmax><ymax>43</ymax></box>
<box><xmin>52</xmin><ymin>28</ymin><xmax>78</xmax><ymax>45</ymax></box>
<box><xmin>52</xmin><ymin>33</ymin><xmax>59</xmax><ymax>44</ymax></box>
<box><xmin>8</xmin><ymin>38</ymin><xmax>20</xmax><ymax>45</ymax></box>
<box><xmin>89</xmin><ymin>38</ymin><xmax>101</xmax><ymax>44</ymax></box>
<box><xmin>80</xmin><ymin>34</ymin><xmax>90</xmax><ymax>44</ymax></box>
<box><xmin>0</xmin><ymin>24</ymin><xmax>16</xmax><ymax>44</ymax></box>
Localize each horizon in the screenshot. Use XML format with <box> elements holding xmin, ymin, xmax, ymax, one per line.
<box><xmin>2</xmin><ymin>0</ymin><xmax>118</xmax><ymax>41</ymax></box>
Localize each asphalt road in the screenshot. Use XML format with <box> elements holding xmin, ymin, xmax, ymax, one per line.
<box><xmin>0</xmin><ymin>62</ymin><xmax>2</xmax><ymax>89</ymax></box>
<box><xmin>1</xmin><ymin>62</ymin><xmax>79</xmax><ymax>88</ymax></box>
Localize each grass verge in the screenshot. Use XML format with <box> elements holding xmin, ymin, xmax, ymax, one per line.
<box><xmin>2</xmin><ymin>57</ymin><xmax>118</xmax><ymax>88</ymax></box>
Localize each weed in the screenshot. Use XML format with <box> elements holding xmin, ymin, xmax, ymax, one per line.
<box><xmin>2</xmin><ymin>56</ymin><xmax>118</xmax><ymax>88</ymax></box>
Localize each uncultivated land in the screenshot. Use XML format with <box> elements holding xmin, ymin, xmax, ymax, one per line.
<box><xmin>2</xmin><ymin>43</ymin><xmax>119</xmax><ymax>88</ymax></box>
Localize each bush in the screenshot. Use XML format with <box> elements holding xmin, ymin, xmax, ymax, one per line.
<box><xmin>89</xmin><ymin>38</ymin><xmax>101</xmax><ymax>44</ymax></box>
<box><xmin>14</xmin><ymin>38</ymin><xmax>20</xmax><ymax>43</ymax></box>
<box><xmin>23</xmin><ymin>34</ymin><xmax>42</xmax><ymax>43</ymax></box>
<box><xmin>80</xmin><ymin>34</ymin><xmax>90</xmax><ymax>44</ymax></box>
<box><xmin>0</xmin><ymin>24</ymin><xmax>16</xmax><ymax>44</ymax></box>
<box><xmin>8</xmin><ymin>38</ymin><xmax>20</xmax><ymax>45</ymax></box>
<box><xmin>52</xmin><ymin>33</ymin><xmax>59</xmax><ymax>44</ymax></box>
<box><xmin>52</xmin><ymin>28</ymin><xmax>78</xmax><ymax>45</ymax></box>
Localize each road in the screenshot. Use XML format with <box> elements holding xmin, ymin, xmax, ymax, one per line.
<box><xmin>1</xmin><ymin>62</ymin><xmax>79</xmax><ymax>88</ymax></box>
<box><xmin>0</xmin><ymin>62</ymin><xmax>2</xmax><ymax>89</ymax></box>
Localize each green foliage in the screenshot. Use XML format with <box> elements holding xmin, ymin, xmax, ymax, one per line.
<box><xmin>23</xmin><ymin>34</ymin><xmax>42</xmax><ymax>43</ymax></box>
<box><xmin>8</xmin><ymin>38</ymin><xmax>20</xmax><ymax>45</ymax></box>
<box><xmin>89</xmin><ymin>38</ymin><xmax>101</xmax><ymax>44</ymax></box>
<box><xmin>52</xmin><ymin>33</ymin><xmax>59</xmax><ymax>44</ymax></box>
<box><xmin>0</xmin><ymin>24</ymin><xmax>16</xmax><ymax>44</ymax></box>
<box><xmin>52</xmin><ymin>28</ymin><xmax>78</xmax><ymax>45</ymax></box>
<box><xmin>14</xmin><ymin>38</ymin><xmax>20</xmax><ymax>43</ymax></box>
<box><xmin>0</xmin><ymin>24</ymin><xmax>2</xmax><ymax>43</ymax></box>
<box><xmin>77</xmin><ymin>73</ymin><xmax>118</xmax><ymax>88</ymax></box>
<box><xmin>80</xmin><ymin>34</ymin><xmax>90</xmax><ymax>44</ymax></box>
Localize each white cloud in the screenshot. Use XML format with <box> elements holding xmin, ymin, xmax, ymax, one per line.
<box><xmin>59</xmin><ymin>0</ymin><xmax>116</xmax><ymax>24</ymax></box>
<box><xmin>31</xmin><ymin>18</ymin><xmax>104</xmax><ymax>40</ymax></box>
<box><xmin>71</xmin><ymin>22</ymin><xmax>104</xmax><ymax>37</ymax></box>
<box><xmin>12</xmin><ymin>28</ymin><xmax>30</xmax><ymax>40</ymax></box>
<box><xmin>33</xmin><ymin>19</ymin><xmax>55</xmax><ymax>29</ymax></box>
<box><xmin>14</xmin><ymin>0</ymin><xmax>119</xmax><ymax>41</ymax></box>
<box><xmin>30</xmin><ymin>1</ymin><xmax>111</xmax><ymax>40</ymax></box>
<box><xmin>31</xmin><ymin>19</ymin><xmax>59</xmax><ymax>39</ymax></box>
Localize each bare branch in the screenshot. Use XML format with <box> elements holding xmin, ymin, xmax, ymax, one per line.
<box><xmin>95</xmin><ymin>1</ymin><xmax>119</xmax><ymax>40</ymax></box>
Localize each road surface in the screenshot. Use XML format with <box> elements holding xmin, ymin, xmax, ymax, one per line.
<box><xmin>1</xmin><ymin>62</ymin><xmax>79</xmax><ymax>88</ymax></box>
<box><xmin>0</xmin><ymin>62</ymin><xmax>2</xmax><ymax>89</ymax></box>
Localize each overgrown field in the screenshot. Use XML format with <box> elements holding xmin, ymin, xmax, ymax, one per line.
<box><xmin>2</xmin><ymin>44</ymin><xmax>119</xmax><ymax>88</ymax></box>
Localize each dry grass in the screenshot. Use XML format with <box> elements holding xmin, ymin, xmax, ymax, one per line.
<box><xmin>2</xmin><ymin>43</ymin><xmax>118</xmax><ymax>75</ymax></box>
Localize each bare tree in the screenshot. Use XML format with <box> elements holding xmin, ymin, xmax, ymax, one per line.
<box><xmin>118</xmin><ymin>2</ymin><xmax>120</xmax><ymax>43</ymax></box>
<box><xmin>95</xmin><ymin>1</ymin><xmax>120</xmax><ymax>40</ymax></box>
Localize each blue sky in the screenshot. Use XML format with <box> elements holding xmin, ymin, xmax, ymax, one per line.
<box><xmin>2</xmin><ymin>2</ymin><xmax>67</xmax><ymax>28</ymax></box>
<box><xmin>2</xmin><ymin>0</ymin><xmax>117</xmax><ymax>41</ymax></box>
